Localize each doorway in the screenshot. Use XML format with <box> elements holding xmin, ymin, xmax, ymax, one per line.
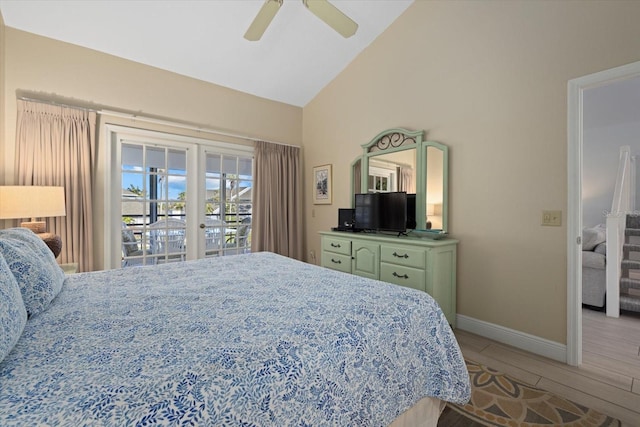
<box><xmin>106</xmin><ymin>125</ymin><xmax>254</xmax><ymax>269</ymax></box>
<box><xmin>567</xmin><ymin>60</ymin><xmax>640</xmax><ymax>366</ymax></box>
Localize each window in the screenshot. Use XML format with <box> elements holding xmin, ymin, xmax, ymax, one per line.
<box><xmin>368</xmin><ymin>164</ymin><xmax>397</xmax><ymax>193</ymax></box>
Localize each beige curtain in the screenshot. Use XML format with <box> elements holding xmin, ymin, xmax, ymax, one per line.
<box><xmin>15</xmin><ymin>100</ymin><xmax>96</xmax><ymax>272</ymax></box>
<box><xmin>398</xmin><ymin>167</ymin><xmax>415</xmax><ymax>193</ymax></box>
<box><xmin>252</xmin><ymin>141</ymin><xmax>303</xmax><ymax>260</ymax></box>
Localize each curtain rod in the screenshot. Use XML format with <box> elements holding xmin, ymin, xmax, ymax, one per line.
<box><xmin>99</xmin><ymin>110</ymin><xmax>299</xmax><ymax>148</ymax></box>
<box><xmin>17</xmin><ymin>96</ymin><xmax>299</xmax><ymax>148</ymax></box>
<box><xmin>18</xmin><ymin>96</ymin><xmax>99</xmax><ymax>112</ymax></box>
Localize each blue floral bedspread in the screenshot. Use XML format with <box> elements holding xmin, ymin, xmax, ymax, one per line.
<box><xmin>0</xmin><ymin>252</ymin><xmax>470</xmax><ymax>426</ymax></box>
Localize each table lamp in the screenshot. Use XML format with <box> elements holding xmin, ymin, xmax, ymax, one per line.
<box><xmin>0</xmin><ymin>186</ymin><xmax>67</xmax><ymax>257</ymax></box>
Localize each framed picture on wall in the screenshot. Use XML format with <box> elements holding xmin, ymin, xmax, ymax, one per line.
<box><xmin>313</xmin><ymin>164</ymin><xmax>332</xmax><ymax>205</ymax></box>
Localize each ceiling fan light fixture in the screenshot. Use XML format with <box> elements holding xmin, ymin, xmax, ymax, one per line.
<box><xmin>244</xmin><ymin>0</ymin><xmax>283</xmax><ymax>41</ymax></box>
<box><xmin>303</xmin><ymin>0</ymin><xmax>358</xmax><ymax>38</ymax></box>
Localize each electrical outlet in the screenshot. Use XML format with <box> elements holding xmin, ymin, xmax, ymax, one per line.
<box><xmin>542</xmin><ymin>210</ymin><xmax>562</xmax><ymax>226</ymax></box>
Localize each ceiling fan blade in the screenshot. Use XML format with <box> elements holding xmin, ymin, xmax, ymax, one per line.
<box><xmin>244</xmin><ymin>0</ymin><xmax>283</xmax><ymax>41</ymax></box>
<box><xmin>303</xmin><ymin>0</ymin><xmax>358</xmax><ymax>38</ymax></box>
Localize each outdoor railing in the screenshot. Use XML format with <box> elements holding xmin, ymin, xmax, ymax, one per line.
<box><xmin>121</xmin><ymin>214</ymin><xmax>251</xmax><ymax>266</ymax></box>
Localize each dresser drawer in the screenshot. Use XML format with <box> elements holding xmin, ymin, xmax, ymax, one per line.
<box><xmin>380</xmin><ymin>245</ymin><xmax>425</xmax><ymax>269</ymax></box>
<box><xmin>322</xmin><ymin>237</ymin><xmax>351</xmax><ymax>255</ymax></box>
<box><xmin>380</xmin><ymin>262</ymin><xmax>425</xmax><ymax>292</ymax></box>
<box><xmin>322</xmin><ymin>252</ymin><xmax>352</xmax><ymax>274</ymax></box>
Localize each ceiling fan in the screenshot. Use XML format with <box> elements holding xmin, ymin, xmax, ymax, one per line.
<box><xmin>244</xmin><ymin>0</ymin><xmax>358</xmax><ymax>41</ymax></box>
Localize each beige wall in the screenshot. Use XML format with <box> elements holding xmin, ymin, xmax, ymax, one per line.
<box><xmin>302</xmin><ymin>0</ymin><xmax>640</xmax><ymax>343</ymax></box>
<box><xmin>1</xmin><ymin>28</ymin><xmax>302</xmax><ymax>268</ymax></box>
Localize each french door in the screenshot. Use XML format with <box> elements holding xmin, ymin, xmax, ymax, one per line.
<box><xmin>108</xmin><ymin>126</ymin><xmax>253</xmax><ymax>268</ymax></box>
<box><xmin>200</xmin><ymin>147</ymin><xmax>253</xmax><ymax>258</ymax></box>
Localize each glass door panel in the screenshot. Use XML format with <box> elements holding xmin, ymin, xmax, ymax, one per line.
<box><xmin>120</xmin><ymin>142</ymin><xmax>189</xmax><ymax>266</ymax></box>
<box><xmin>202</xmin><ymin>150</ymin><xmax>253</xmax><ymax>257</ymax></box>
<box><xmin>203</xmin><ymin>153</ymin><xmax>224</xmax><ymax>256</ymax></box>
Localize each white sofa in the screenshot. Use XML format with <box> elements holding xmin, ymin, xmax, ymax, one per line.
<box><xmin>582</xmin><ymin>225</ymin><xmax>606</xmax><ymax>308</ymax></box>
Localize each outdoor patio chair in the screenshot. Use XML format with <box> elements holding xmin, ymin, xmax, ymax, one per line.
<box><xmin>204</xmin><ymin>218</ymin><xmax>225</xmax><ymax>255</ymax></box>
<box><xmin>225</xmin><ymin>217</ymin><xmax>251</xmax><ymax>255</ymax></box>
<box><xmin>149</xmin><ymin>218</ymin><xmax>186</xmax><ymax>263</ymax></box>
<box><xmin>121</xmin><ymin>222</ymin><xmax>154</xmax><ymax>267</ymax></box>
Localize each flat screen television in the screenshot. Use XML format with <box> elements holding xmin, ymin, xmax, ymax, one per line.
<box><xmin>378</xmin><ymin>192</ymin><xmax>407</xmax><ymax>233</ymax></box>
<box><xmin>354</xmin><ymin>193</ymin><xmax>379</xmax><ymax>231</ymax></box>
<box><xmin>354</xmin><ymin>192</ymin><xmax>408</xmax><ymax>233</ymax></box>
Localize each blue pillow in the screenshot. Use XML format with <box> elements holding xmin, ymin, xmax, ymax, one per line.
<box><xmin>0</xmin><ymin>253</ymin><xmax>28</xmax><ymax>363</ymax></box>
<box><xmin>0</xmin><ymin>228</ymin><xmax>65</xmax><ymax>317</ymax></box>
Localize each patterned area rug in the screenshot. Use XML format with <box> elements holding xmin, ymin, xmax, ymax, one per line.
<box><xmin>444</xmin><ymin>361</ymin><xmax>620</xmax><ymax>427</ymax></box>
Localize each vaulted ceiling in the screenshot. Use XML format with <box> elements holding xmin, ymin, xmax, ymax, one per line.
<box><xmin>0</xmin><ymin>0</ymin><xmax>414</xmax><ymax>107</ymax></box>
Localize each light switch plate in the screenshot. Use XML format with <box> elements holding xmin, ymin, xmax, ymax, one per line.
<box><xmin>542</xmin><ymin>210</ymin><xmax>562</xmax><ymax>226</ymax></box>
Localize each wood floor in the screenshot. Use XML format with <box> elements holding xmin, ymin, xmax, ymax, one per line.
<box><xmin>453</xmin><ymin>308</ymin><xmax>640</xmax><ymax>426</ymax></box>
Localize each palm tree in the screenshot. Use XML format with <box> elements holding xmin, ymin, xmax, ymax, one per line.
<box><xmin>126</xmin><ymin>184</ymin><xmax>144</xmax><ymax>197</ymax></box>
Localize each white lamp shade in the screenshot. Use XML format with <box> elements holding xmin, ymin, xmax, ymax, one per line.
<box><xmin>0</xmin><ymin>186</ymin><xmax>66</xmax><ymax>220</ymax></box>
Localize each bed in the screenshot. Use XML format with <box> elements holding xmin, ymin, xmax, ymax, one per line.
<box><xmin>0</xmin><ymin>227</ymin><xmax>470</xmax><ymax>426</ymax></box>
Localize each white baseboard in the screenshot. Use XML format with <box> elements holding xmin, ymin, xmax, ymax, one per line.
<box><xmin>456</xmin><ymin>314</ymin><xmax>567</xmax><ymax>363</ymax></box>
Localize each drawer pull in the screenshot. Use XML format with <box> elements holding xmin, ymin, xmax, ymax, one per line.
<box><xmin>393</xmin><ymin>252</ymin><xmax>409</xmax><ymax>259</ymax></box>
<box><xmin>331</xmin><ymin>258</ymin><xmax>342</xmax><ymax>264</ymax></box>
<box><xmin>331</xmin><ymin>243</ymin><xmax>341</xmax><ymax>248</ymax></box>
<box><xmin>393</xmin><ymin>272</ymin><xmax>409</xmax><ymax>279</ymax></box>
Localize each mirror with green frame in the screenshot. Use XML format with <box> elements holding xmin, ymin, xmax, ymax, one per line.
<box><xmin>352</xmin><ymin>128</ymin><xmax>448</xmax><ymax>233</ymax></box>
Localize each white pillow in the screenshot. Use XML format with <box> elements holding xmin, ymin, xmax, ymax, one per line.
<box><xmin>582</xmin><ymin>226</ymin><xmax>606</xmax><ymax>251</ymax></box>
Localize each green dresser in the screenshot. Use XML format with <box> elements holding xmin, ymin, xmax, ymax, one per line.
<box><xmin>320</xmin><ymin>231</ymin><xmax>458</xmax><ymax>327</ymax></box>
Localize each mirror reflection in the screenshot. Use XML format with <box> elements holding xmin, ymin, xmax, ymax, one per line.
<box><xmin>425</xmin><ymin>146</ymin><xmax>444</xmax><ymax>230</ymax></box>
<box><xmin>367</xmin><ymin>149</ymin><xmax>416</xmax><ymax>193</ymax></box>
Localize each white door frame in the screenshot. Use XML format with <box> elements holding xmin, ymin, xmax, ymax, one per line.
<box><xmin>567</xmin><ymin>60</ymin><xmax>640</xmax><ymax>366</ymax></box>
